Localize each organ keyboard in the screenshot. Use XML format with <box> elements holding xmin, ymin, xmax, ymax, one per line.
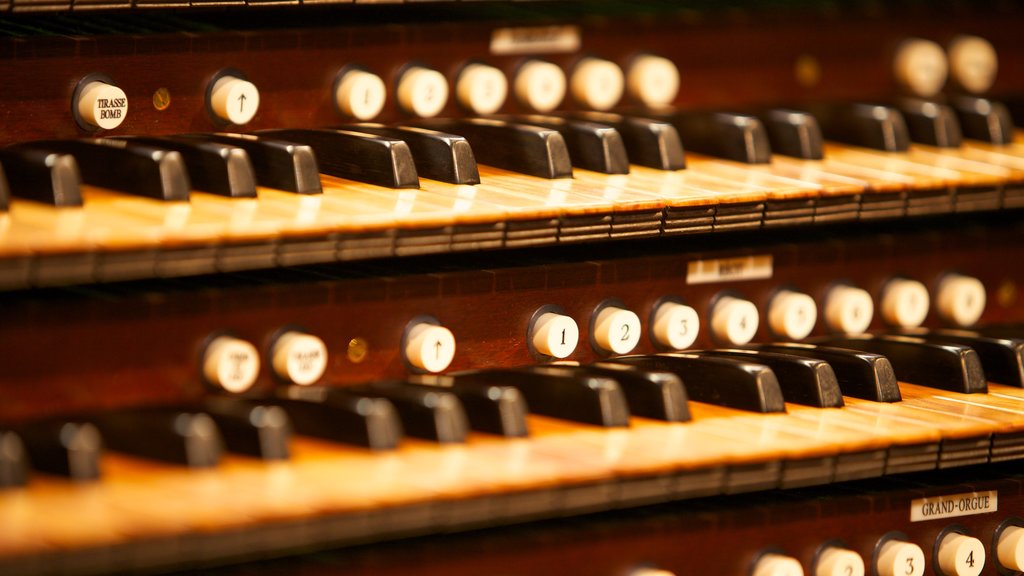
<box><xmin>3</xmin><ymin>2</ymin><xmax>1024</xmax><ymax>575</ymax></box>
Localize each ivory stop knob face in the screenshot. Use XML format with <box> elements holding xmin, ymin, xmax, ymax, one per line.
<box><xmin>593</xmin><ymin>305</ymin><xmax>642</xmax><ymax>355</ymax></box>
<box><xmin>752</xmin><ymin>553</ymin><xmax>804</xmax><ymax>576</ymax></box>
<box><xmin>936</xmin><ymin>274</ymin><xmax>986</xmax><ymax>327</ymax></box>
<box><xmin>948</xmin><ymin>35</ymin><xmax>998</xmax><ymax>94</ymax></box>
<box><xmin>404</xmin><ymin>323</ymin><xmax>456</xmax><ymax>373</ymax></box>
<box><xmin>710</xmin><ymin>296</ymin><xmax>759</xmax><ymax>346</ymax></box>
<box><xmin>570</xmin><ymin>57</ymin><xmax>625</xmax><ymax>111</ymax></box>
<box><xmin>881</xmin><ymin>278</ymin><xmax>930</xmax><ymax>328</ymax></box>
<box><xmin>397</xmin><ymin>66</ymin><xmax>449</xmax><ymax>118</ymax></box>
<box><xmin>335</xmin><ymin>69</ymin><xmax>387</xmax><ymax>120</ymax></box>
<box><xmin>768</xmin><ymin>290</ymin><xmax>818</xmax><ymax>340</ymax></box>
<box><xmin>937</xmin><ymin>532</ymin><xmax>985</xmax><ymax>576</ymax></box>
<box><xmin>824</xmin><ymin>285</ymin><xmax>874</xmax><ymax>335</ymax></box>
<box><xmin>210</xmin><ymin>75</ymin><xmax>260</xmax><ymax>125</ymax></box>
<box><xmin>627</xmin><ymin>54</ymin><xmax>680</xmax><ymax>107</ymax></box>
<box><xmin>271</xmin><ymin>331</ymin><xmax>328</xmax><ymax>386</ymax></box>
<box><xmin>514</xmin><ymin>60</ymin><xmax>567</xmax><ymax>113</ymax></box>
<box><xmin>76</xmin><ymin>80</ymin><xmax>128</xmax><ymax>130</ymax></box>
<box><xmin>456</xmin><ymin>63</ymin><xmax>508</xmax><ymax>115</ymax></box>
<box><xmin>651</xmin><ymin>301</ymin><xmax>699</xmax><ymax>350</ymax></box>
<box><xmin>532</xmin><ymin>312</ymin><xmax>579</xmax><ymax>359</ymax></box>
<box><xmin>997</xmin><ymin>525</ymin><xmax>1024</xmax><ymax>571</ymax></box>
<box><xmin>203</xmin><ymin>335</ymin><xmax>261</xmax><ymax>393</ymax></box>
<box><xmin>876</xmin><ymin>540</ymin><xmax>925</xmax><ymax>576</ymax></box>
<box><xmin>815</xmin><ymin>547</ymin><xmax>864</xmax><ymax>576</ymax></box>
<box><xmin>893</xmin><ymin>38</ymin><xmax>948</xmax><ymax>98</ymax></box>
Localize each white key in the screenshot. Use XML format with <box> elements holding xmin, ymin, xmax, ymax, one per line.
<box><xmin>824</xmin><ymin>285</ymin><xmax>874</xmax><ymax>335</ymax></box>
<box><xmin>531</xmin><ymin>312</ymin><xmax>579</xmax><ymax>359</ymax></box>
<box><xmin>203</xmin><ymin>335</ymin><xmax>261</xmax><ymax>393</ymax></box>
<box><xmin>456</xmin><ymin>63</ymin><xmax>508</xmax><ymax>115</ymax></box>
<box><xmin>397</xmin><ymin>66</ymin><xmax>449</xmax><ymax>118</ymax></box>
<box><xmin>997</xmin><ymin>525</ymin><xmax>1024</xmax><ymax>571</ymax></box>
<box><xmin>876</xmin><ymin>540</ymin><xmax>925</xmax><ymax>576</ymax></box>
<box><xmin>893</xmin><ymin>38</ymin><xmax>948</xmax><ymax>98</ymax></box>
<box><xmin>948</xmin><ymin>35</ymin><xmax>998</xmax><ymax>94</ymax></box>
<box><xmin>627</xmin><ymin>54</ymin><xmax>680</xmax><ymax>107</ymax></box>
<box><xmin>768</xmin><ymin>290</ymin><xmax>818</xmax><ymax>340</ymax></box>
<box><xmin>752</xmin><ymin>554</ymin><xmax>804</xmax><ymax>576</ymax></box>
<box><xmin>937</xmin><ymin>532</ymin><xmax>985</xmax><ymax>576</ymax></box>
<box><xmin>936</xmin><ymin>274</ymin><xmax>986</xmax><ymax>327</ymax></box>
<box><xmin>570</xmin><ymin>57</ymin><xmax>625</xmax><ymax>111</ymax></box>
<box><xmin>514</xmin><ymin>60</ymin><xmax>567</xmax><ymax>113</ymax></box>
<box><xmin>816</xmin><ymin>547</ymin><xmax>865</xmax><ymax>576</ymax></box>
<box><xmin>881</xmin><ymin>278</ymin><xmax>930</xmax><ymax>328</ymax></box>
<box><xmin>651</xmin><ymin>301</ymin><xmax>699</xmax><ymax>350</ymax></box>
<box><xmin>76</xmin><ymin>80</ymin><xmax>128</xmax><ymax>130</ymax></box>
<box><xmin>209</xmin><ymin>75</ymin><xmax>260</xmax><ymax>125</ymax></box>
<box><xmin>271</xmin><ymin>331</ymin><xmax>328</xmax><ymax>386</ymax></box>
<box><xmin>593</xmin><ymin>305</ymin><xmax>642</xmax><ymax>355</ymax></box>
<box><xmin>710</xmin><ymin>296</ymin><xmax>759</xmax><ymax>346</ymax></box>
<box><xmin>404</xmin><ymin>322</ymin><xmax>456</xmax><ymax>373</ymax></box>
<box><xmin>335</xmin><ymin>69</ymin><xmax>387</xmax><ymax>120</ymax></box>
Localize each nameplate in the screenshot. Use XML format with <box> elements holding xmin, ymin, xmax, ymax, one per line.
<box><xmin>490</xmin><ymin>25</ymin><xmax>581</xmax><ymax>55</ymax></box>
<box><xmin>686</xmin><ymin>255</ymin><xmax>773</xmax><ymax>284</ymax></box>
<box><xmin>910</xmin><ymin>490</ymin><xmax>998</xmax><ymax>522</ymax></box>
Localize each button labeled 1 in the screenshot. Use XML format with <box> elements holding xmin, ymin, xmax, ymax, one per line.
<box><xmin>531</xmin><ymin>311</ymin><xmax>579</xmax><ymax>359</ymax></box>
<box><xmin>651</xmin><ymin>301</ymin><xmax>699</xmax><ymax>350</ymax></box>
<box><xmin>209</xmin><ymin>74</ymin><xmax>260</xmax><ymax>125</ymax></box>
<box><xmin>335</xmin><ymin>69</ymin><xmax>387</xmax><ymax>120</ymax></box>
<box><xmin>753</xmin><ymin>553</ymin><xmax>804</xmax><ymax>576</ymax></box>
<box><xmin>404</xmin><ymin>321</ymin><xmax>456</xmax><ymax>373</ymax></box>
<box><xmin>593</xmin><ymin>304</ymin><xmax>641</xmax><ymax>355</ymax></box>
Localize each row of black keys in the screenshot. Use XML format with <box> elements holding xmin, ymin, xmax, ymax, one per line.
<box><xmin>0</xmin><ymin>327</ymin><xmax>1020</xmax><ymax>487</ymax></box>
<box><xmin>0</xmin><ymin>94</ymin><xmax>1013</xmax><ymax>210</ymax></box>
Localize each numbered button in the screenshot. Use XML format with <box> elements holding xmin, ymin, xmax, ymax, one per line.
<box><xmin>627</xmin><ymin>54</ymin><xmax>680</xmax><ymax>107</ymax></box>
<box><xmin>753</xmin><ymin>553</ymin><xmax>804</xmax><ymax>576</ymax></box>
<box><xmin>893</xmin><ymin>38</ymin><xmax>948</xmax><ymax>98</ymax></box>
<box><xmin>768</xmin><ymin>290</ymin><xmax>818</xmax><ymax>340</ymax></box>
<box><xmin>514</xmin><ymin>60</ymin><xmax>567</xmax><ymax>113</ymax></box>
<box><xmin>456</xmin><ymin>63</ymin><xmax>508</xmax><ymax>115</ymax></box>
<box><xmin>710</xmin><ymin>295</ymin><xmax>759</xmax><ymax>346</ymax></box>
<box><xmin>531</xmin><ymin>311</ymin><xmax>580</xmax><ymax>359</ymax></box>
<box><xmin>997</xmin><ymin>525</ymin><xmax>1024</xmax><ymax>571</ymax></box>
<box><xmin>651</xmin><ymin>301</ymin><xmax>700</xmax><ymax>350</ymax></box>
<box><xmin>271</xmin><ymin>331</ymin><xmax>328</xmax><ymax>386</ymax></box>
<box><xmin>593</xmin><ymin>304</ymin><xmax>642</xmax><ymax>355</ymax></box>
<box><xmin>570</xmin><ymin>57</ymin><xmax>624</xmax><ymax>111</ymax></box>
<box><xmin>936</xmin><ymin>274</ymin><xmax>986</xmax><ymax>327</ymax></box>
<box><xmin>209</xmin><ymin>74</ymin><xmax>260</xmax><ymax>125</ymax></box>
<box><xmin>937</xmin><ymin>532</ymin><xmax>985</xmax><ymax>576</ymax></box>
<box><xmin>75</xmin><ymin>78</ymin><xmax>128</xmax><ymax>131</ymax></box>
<box><xmin>948</xmin><ymin>35</ymin><xmax>998</xmax><ymax>94</ymax></box>
<box><xmin>203</xmin><ymin>335</ymin><xmax>261</xmax><ymax>393</ymax></box>
<box><xmin>815</xmin><ymin>546</ymin><xmax>864</xmax><ymax>576</ymax></box>
<box><xmin>881</xmin><ymin>278</ymin><xmax>930</xmax><ymax>328</ymax></box>
<box><xmin>335</xmin><ymin>69</ymin><xmax>387</xmax><ymax>120</ymax></box>
<box><xmin>876</xmin><ymin>539</ymin><xmax>925</xmax><ymax>576</ymax></box>
<box><xmin>397</xmin><ymin>66</ymin><xmax>449</xmax><ymax>118</ymax></box>
<box><xmin>824</xmin><ymin>285</ymin><xmax>874</xmax><ymax>335</ymax></box>
<box><xmin>404</xmin><ymin>321</ymin><xmax>456</xmax><ymax>373</ymax></box>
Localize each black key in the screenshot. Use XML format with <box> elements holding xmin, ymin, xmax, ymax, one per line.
<box><xmin>0</xmin><ymin>430</ymin><xmax>29</xmax><ymax>488</ymax></box>
<box><xmin>554</xmin><ymin>363</ymin><xmax>690</xmax><ymax>422</ymax></box>
<box><xmin>91</xmin><ymin>409</ymin><xmax>222</xmax><ymax>467</ymax></box>
<box><xmin>348</xmin><ymin>381</ymin><xmax>469</xmax><ymax>443</ymax></box>
<box><xmin>659</xmin><ymin>111</ymin><xmax>771</xmax><ymax>163</ymax></box>
<box><xmin>0</xmin><ymin>147</ymin><xmax>82</xmax><ymax>207</ymax></box>
<box><xmin>815</xmin><ymin>335</ymin><xmax>987</xmax><ymax>394</ymax></box>
<box><xmin>748</xmin><ymin>343</ymin><xmax>902</xmax><ymax>403</ymax></box>
<box><xmin>258</xmin><ymin>129</ymin><xmax>419</xmax><ymax>189</ymax></box>
<box><xmin>447</xmin><ymin>368</ymin><xmax>630</xmax><ymax>427</ymax></box>
<box><xmin>202</xmin><ymin>396</ymin><xmax>291</xmax><ymax>460</ymax></box>
<box><xmin>116</xmin><ymin>136</ymin><xmax>257</xmax><ymax>198</ymax></box>
<box><xmin>902</xmin><ymin>329</ymin><xmax>1024</xmax><ymax>387</ymax></box>
<box><xmin>14</xmin><ymin>139</ymin><xmax>190</xmax><ymax>201</ymax></box>
<box><xmin>406</xmin><ymin>377</ymin><xmax>529</xmax><ymax>437</ymax></box>
<box><xmin>603</xmin><ymin>354</ymin><xmax>785</xmax><ymax>413</ymax></box>
<box><xmin>897</xmin><ymin>98</ymin><xmax>963</xmax><ymax>148</ymax></box>
<box><xmin>759</xmin><ymin>109</ymin><xmax>824</xmax><ymax>160</ymax></box>
<box><xmin>951</xmin><ymin>96</ymin><xmax>1014</xmax><ymax>145</ymax></box>
<box><xmin>512</xmin><ymin>115</ymin><xmax>629</xmax><ymax>174</ymax></box>
<box><xmin>695</xmin><ymin>349</ymin><xmax>843</xmax><ymax>408</ymax></box>
<box><xmin>17</xmin><ymin>420</ymin><xmax>101</xmax><ymax>480</ymax></box>
<box><xmin>809</xmin><ymin>103</ymin><xmax>910</xmax><ymax>152</ymax></box>
<box><xmin>571</xmin><ymin>111</ymin><xmax>685</xmax><ymax>170</ymax></box>
<box><xmin>338</xmin><ymin>124</ymin><xmax>479</xmax><ymax>185</ymax></box>
<box><xmin>186</xmin><ymin>133</ymin><xmax>322</xmax><ymax>194</ymax></box>
<box><xmin>273</xmin><ymin>386</ymin><xmax>401</xmax><ymax>450</ymax></box>
<box><xmin>411</xmin><ymin>118</ymin><xmax>572</xmax><ymax>179</ymax></box>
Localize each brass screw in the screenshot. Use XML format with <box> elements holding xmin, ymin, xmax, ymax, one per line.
<box><xmin>152</xmin><ymin>88</ymin><xmax>171</xmax><ymax>111</ymax></box>
<box><xmin>794</xmin><ymin>54</ymin><xmax>821</xmax><ymax>88</ymax></box>
<box><xmin>997</xmin><ymin>280</ymin><xmax>1017</xmax><ymax>308</ymax></box>
<box><xmin>347</xmin><ymin>338</ymin><xmax>369</xmax><ymax>363</ymax></box>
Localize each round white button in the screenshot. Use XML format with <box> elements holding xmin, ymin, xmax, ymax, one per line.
<box><xmin>203</xmin><ymin>335</ymin><xmax>261</xmax><ymax>393</ymax></box>
<box><xmin>76</xmin><ymin>81</ymin><xmax>128</xmax><ymax>130</ymax></box>
<box><xmin>651</xmin><ymin>301</ymin><xmax>700</xmax><ymax>350</ymax></box>
<box><xmin>210</xmin><ymin>75</ymin><xmax>260</xmax><ymax>125</ymax></box>
<box><xmin>753</xmin><ymin>553</ymin><xmax>804</xmax><ymax>576</ymax></box>
<box><xmin>711</xmin><ymin>296</ymin><xmax>760</xmax><ymax>346</ymax></box>
<box><xmin>532</xmin><ymin>312</ymin><xmax>579</xmax><ymax>359</ymax></box>
<box><xmin>936</xmin><ymin>274</ymin><xmax>986</xmax><ymax>328</ymax></box>
<box><xmin>881</xmin><ymin>278</ymin><xmax>930</xmax><ymax>328</ymax></box>
<box><xmin>630</xmin><ymin>570</ymin><xmax>677</xmax><ymax>576</ymax></box>
<box><xmin>571</xmin><ymin>57</ymin><xmax>625</xmax><ymax>111</ymax></box>
<box><xmin>876</xmin><ymin>540</ymin><xmax>925</xmax><ymax>576</ymax></box>
<box><xmin>593</xmin><ymin>306</ymin><xmax>642</xmax><ymax>355</ymax></box>
<box><xmin>397</xmin><ymin>66</ymin><xmax>449</xmax><ymax>118</ymax></box>
<box><xmin>627</xmin><ymin>54</ymin><xmax>680</xmax><ymax>107</ymax></box>
<box><xmin>893</xmin><ymin>38</ymin><xmax>948</xmax><ymax>98</ymax></box>
<box><xmin>404</xmin><ymin>323</ymin><xmax>456</xmax><ymax>373</ymax></box>
<box><xmin>769</xmin><ymin>290</ymin><xmax>818</xmax><ymax>340</ymax></box>
<box><xmin>271</xmin><ymin>331</ymin><xmax>328</xmax><ymax>386</ymax></box>
<box><xmin>335</xmin><ymin>69</ymin><xmax>387</xmax><ymax>120</ymax></box>
<box><xmin>816</xmin><ymin>547</ymin><xmax>864</xmax><ymax>576</ymax></box>
<box><xmin>824</xmin><ymin>285</ymin><xmax>875</xmax><ymax>335</ymax></box>
<box><xmin>937</xmin><ymin>532</ymin><xmax>985</xmax><ymax>576</ymax></box>
<box><xmin>948</xmin><ymin>35</ymin><xmax>998</xmax><ymax>94</ymax></box>
<box><xmin>997</xmin><ymin>525</ymin><xmax>1024</xmax><ymax>571</ymax></box>
<box><xmin>514</xmin><ymin>60</ymin><xmax>567</xmax><ymax>113</ymax></box>
<box><xmin>456</xmin><ymin>63</ymin><xmax>508</xmax><ymax>115</ymax></box>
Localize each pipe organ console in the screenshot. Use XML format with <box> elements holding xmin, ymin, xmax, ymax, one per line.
<box><xmin>4</xmin><ymin>1</ymin><xmax>1024</xmax><ymax>575</ymax></box>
